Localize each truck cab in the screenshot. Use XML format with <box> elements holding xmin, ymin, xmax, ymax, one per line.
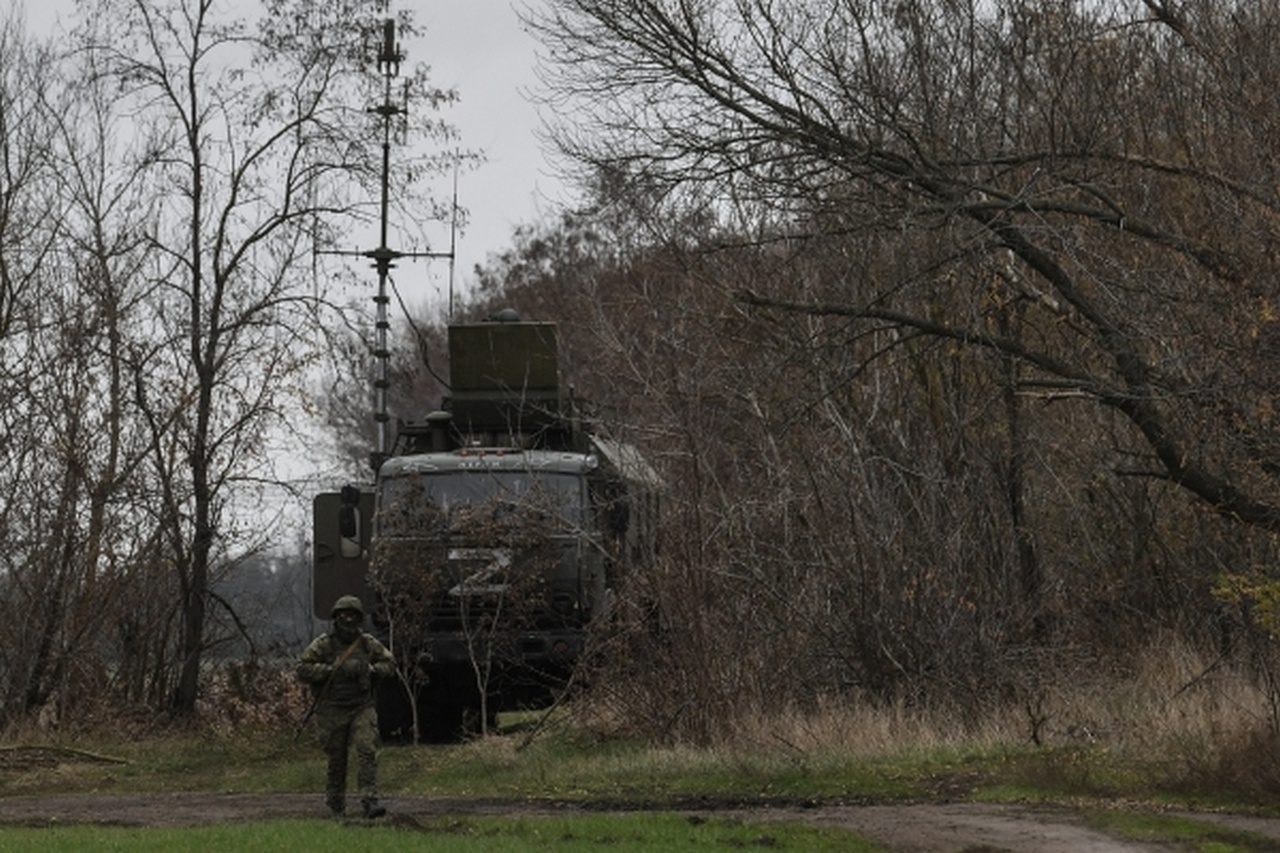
<box><xmin>313</xmin><ymin>312</ymin><xmax>657</xmax><ymax>739</ymax></box>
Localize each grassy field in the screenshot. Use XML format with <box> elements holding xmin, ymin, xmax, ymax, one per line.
<box><xmin>1</xmin><ymin>642</ymin><xmax>1279</xmax><ymax>851</ymax></box>
<box><xmin>0</xmin><ymin>721</ymin><xmax>1274</xmax><ymax>852</ymax></box>
<box><xmin>1</xmin><ymin>722</ymin><xmax>1278</xmax><ymax>852</ymax></box>
<box><xmin>0</xmin><ymin>815</ymin><xmax>877</xmax><ymax>853</ymax></box>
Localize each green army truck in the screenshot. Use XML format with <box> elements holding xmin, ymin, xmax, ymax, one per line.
<box><xmin>312</xmin><ymin>312</ymin><xmax>657</xmax><ymax>740</ymax></box>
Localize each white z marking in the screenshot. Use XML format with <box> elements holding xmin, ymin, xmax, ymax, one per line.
<box><xmin>447</xmin><ymin>548</ymin><xmax>514</xmax><ymax>596</ymax></box>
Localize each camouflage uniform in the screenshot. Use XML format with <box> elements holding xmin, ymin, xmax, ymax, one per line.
<box><xmin>297</xmin><ymin>595</ymin><xmax>396</xmax><ymax>819</ymax></box>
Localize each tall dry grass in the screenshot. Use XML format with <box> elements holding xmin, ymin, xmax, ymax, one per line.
<box><xmin>578</xmin><ymin>636</ymin><xmax>1280</xmax><ymax>796</ymax></box>
<box><xmin>739</xmin><ymin>640</ymin><xmax>1273</xmax><ymax>753</ymax></box>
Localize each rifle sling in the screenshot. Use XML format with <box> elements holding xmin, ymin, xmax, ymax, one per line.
<box><xmin>314</xmin><ymin>636</ymin><xmax>364</xmax><ymax>704</ymax></box>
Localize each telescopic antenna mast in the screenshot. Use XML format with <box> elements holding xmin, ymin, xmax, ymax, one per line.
<box><xmin>327</xmin><ymin>18</ymin><xmax>456</xmax><ymax>471</ymax></box>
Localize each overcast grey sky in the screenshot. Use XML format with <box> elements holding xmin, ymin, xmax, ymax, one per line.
<box><xmin>22</xmin><ymin>0</ymin><xmax>567</xmax><ymax>308</ymax></box>
<box><xmin>407</xmin><ymin>1</ymin><xmax>568</xmax><ymax>298</ymax></box>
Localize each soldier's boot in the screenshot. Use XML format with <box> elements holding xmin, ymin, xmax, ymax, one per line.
<box><xmin>362</xmin><ymin>799</ymin><xmax>387</xmax><ymax>819</ymax></box>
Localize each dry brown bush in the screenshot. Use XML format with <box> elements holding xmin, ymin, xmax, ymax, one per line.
<box><xmin>1182</xmin><ymin>727</ymin><xmax>1280</xmax><ymax>800</ymax></box>
<box><xmin>195</xmin><ymin>662</ymin><xmax>311</xmax><ymax>736</ymax></box>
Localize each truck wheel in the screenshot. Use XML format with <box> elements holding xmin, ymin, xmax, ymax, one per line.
<box><xmin>375</xmin><ymin>678</ymin><xmax>416</xmax><ymax>742</ymax></box>
<box><xmin>417</xmin><ymin>667</ymin><xmax>488</xmax><ymax>742</ymax></box>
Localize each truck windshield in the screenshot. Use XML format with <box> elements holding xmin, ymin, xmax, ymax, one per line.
<box><xmin>377</xmin><ymin>470</ymin><xmax>585</xmax><ymax>537</ymax></box>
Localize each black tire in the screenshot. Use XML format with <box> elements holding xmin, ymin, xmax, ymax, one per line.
<box><xmin>375</xmin><ymin>678</ymin><xmax>416</xmax><ymax>742</ymax></box>
<box><xmin>417</xmin><ymin>666</ymin><xmax>487</xmax><ymax>742</ymax></box>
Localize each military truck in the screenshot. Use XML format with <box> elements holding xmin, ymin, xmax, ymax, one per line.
<box><xmin>312</xmin><ymin>311</ymin><xmax>657</xmax><ymax>739</ymax></box>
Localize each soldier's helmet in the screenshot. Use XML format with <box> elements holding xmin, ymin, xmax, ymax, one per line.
<box><xmin>331</xmin><ymin>595</ymin><xmax>365</xmax><ymax>619</ymax></box>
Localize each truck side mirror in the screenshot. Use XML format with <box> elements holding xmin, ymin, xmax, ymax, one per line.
<box><xmin>339</xmin><ymin>485</ymin><xmax>363</xmax><ymax>559</ymax></box>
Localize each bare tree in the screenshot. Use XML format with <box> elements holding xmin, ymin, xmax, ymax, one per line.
<box><xmin>0</xmin><ymin>12</ymin><xmax>99</xmax><ymax>726</ymax></box>
<box><xmin>529</xmin><ymin>0</ymin><xmax>1280</xmax><ymax>534</ymax></box>
<box><xmin>71</xmin><ymin>0</ymin><xmax>459</xmax><ymax>716</ymax></box>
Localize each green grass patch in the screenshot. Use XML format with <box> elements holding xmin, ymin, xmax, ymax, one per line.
<box><xmin>0</xmin><ymin>731</ymin><xmax>320</xmax><ymax>797</ymax></box>
<box><xmin>0</xmin><ymin>726</ymin><xmax>925</xmax><ymax>815</ymax></box>
<box><xmin>381</xmin><ymin>731</ymin><xmax>924</xmax><ymax>803</ymax></box>
<box><xmin>1082</xmin><ymin>809</ymin><xmax>1280</xmax><ymax>853</ymax></box>
<box><xmin>950</xmin><ymin>744</ymin><xmax>1157</xmax><ymax>803</ymax></box>
<box><xmin>0</xmin><ymin>814</ymin><xmax>882</xmax><ymax>853</ymax></box>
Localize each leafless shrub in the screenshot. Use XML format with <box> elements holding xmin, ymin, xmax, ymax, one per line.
<box><xmin>195</xmin><ymin>663</ymin><xmax>312</xmax><ymax>737</ymax></box>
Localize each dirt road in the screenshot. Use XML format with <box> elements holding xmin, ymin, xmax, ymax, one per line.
<box><xmin>1</xmin><ymin>792</ymin><xmax>1278</xmax><ymax>851</ymax></box>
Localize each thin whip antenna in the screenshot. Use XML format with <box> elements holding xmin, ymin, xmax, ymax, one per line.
<box><xmin>448</xmin><ymin>158</ymin><xmax>459</xmax><ymax>319</ymax></box>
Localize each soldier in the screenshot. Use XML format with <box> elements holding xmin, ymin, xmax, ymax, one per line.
<box><xmin>297</xmin><ymin>595</ymin><xmax>396</xmax><ymax>819</ymax></box>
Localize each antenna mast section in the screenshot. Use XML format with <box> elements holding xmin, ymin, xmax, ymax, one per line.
<box><xmin>358</xmin><ymin>18</ymin><xmax>453</xmax><ymax>471</ymax></box>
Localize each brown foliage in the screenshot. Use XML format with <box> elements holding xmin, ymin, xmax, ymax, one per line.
<box><xmin>469</xmin><ymin>0</ymin><xmax>1280</xmax><ymax>743</ymax></box>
